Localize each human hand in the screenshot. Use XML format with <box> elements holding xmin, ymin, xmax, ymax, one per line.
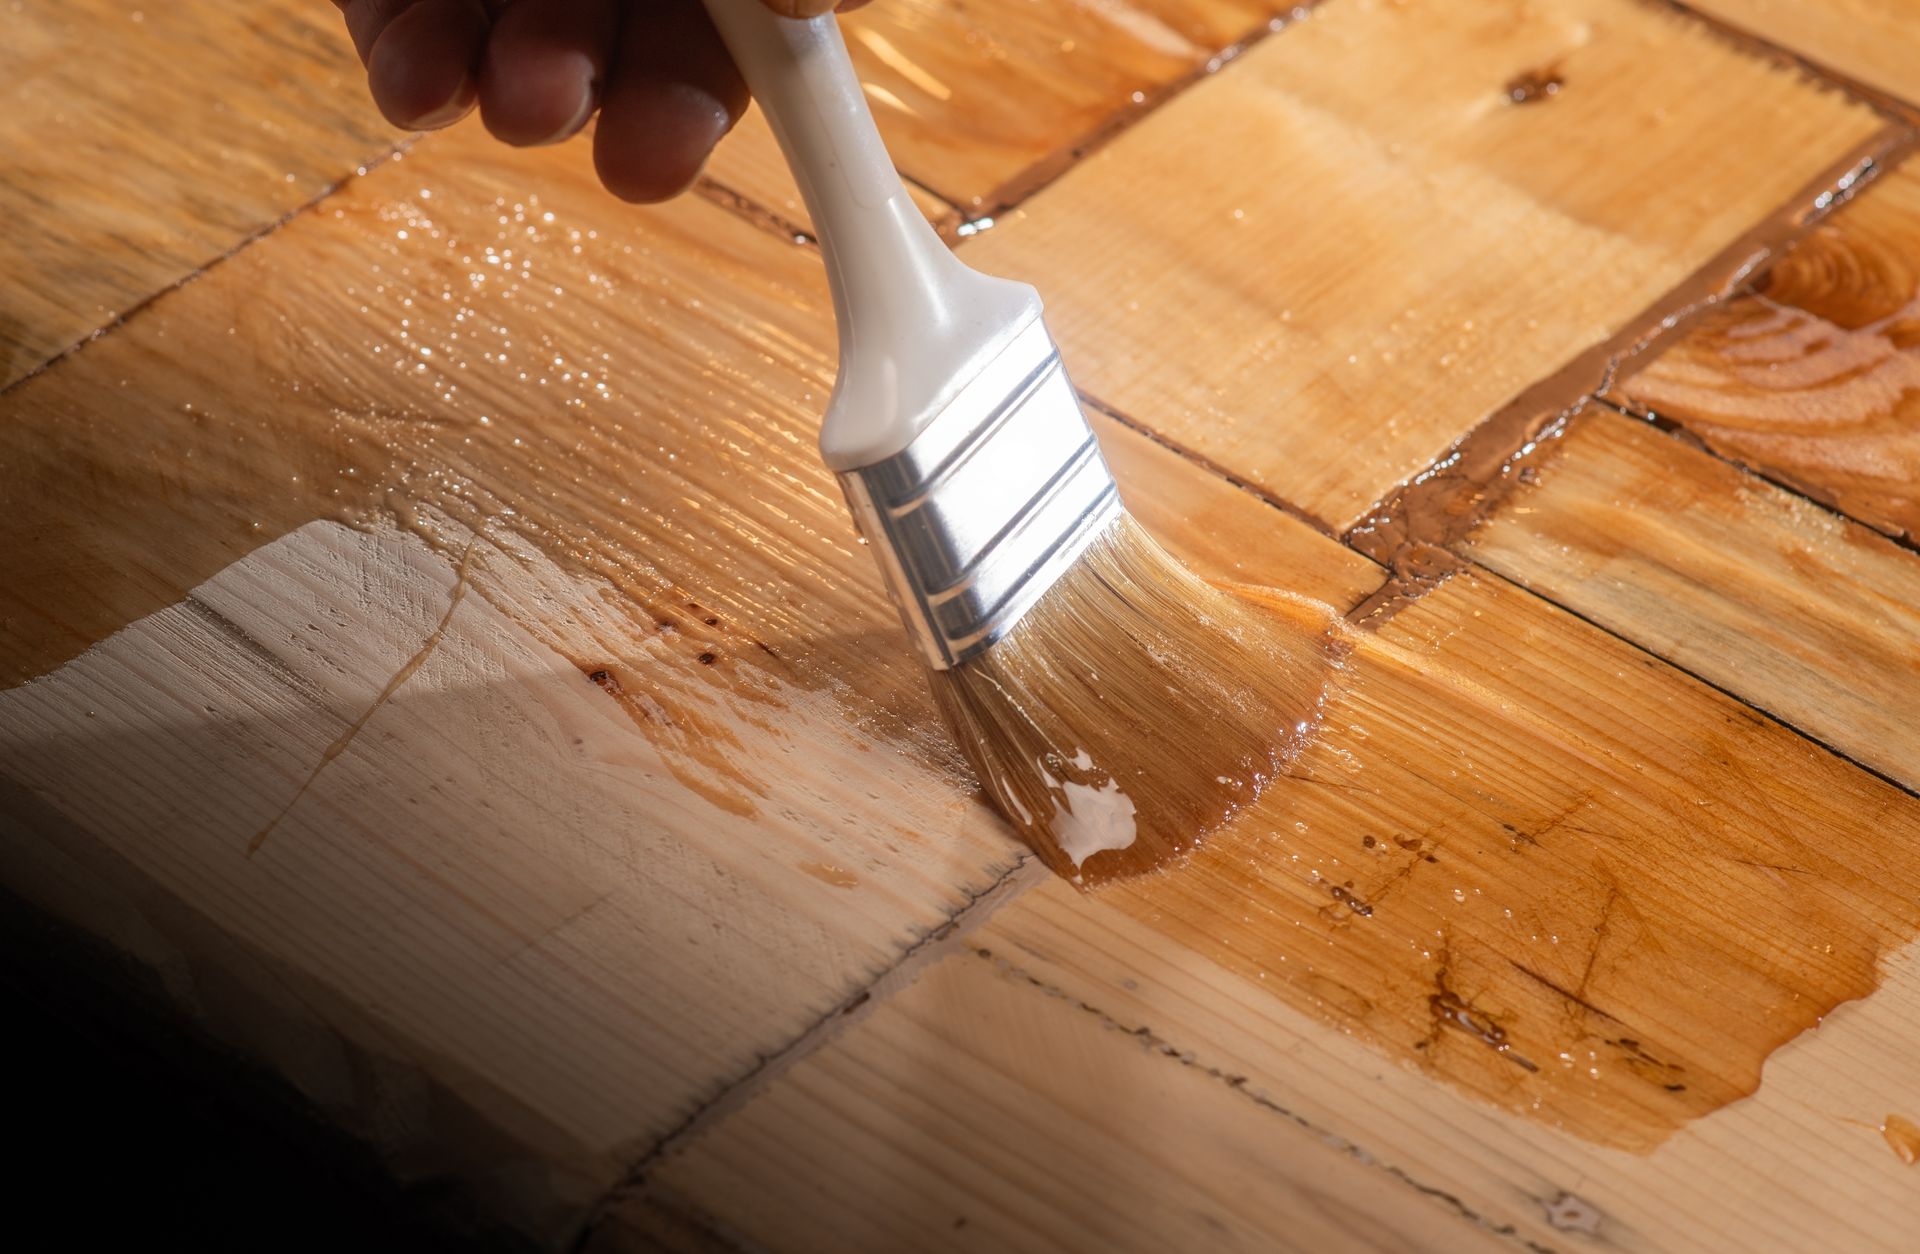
<box><xmin>332</xmin><ymin>0</ymin><xmax>866</xmax><ymax>202</ymax></box>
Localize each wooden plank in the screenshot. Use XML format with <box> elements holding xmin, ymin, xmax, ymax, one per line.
<box><xmin>646</xmin><ymin>948</ymin><xmax>1518</xmax><ymax>1254</ymax></box>
<box><xmin>961</xmin><ymin>0</ymin><xmax>1885</xmax><ymax>528</ymax></box>
<box><xmin>0</xmin><ymin>0</ymin><xmax>399</xmax><ymax>388</ymax></box>
<box><xmin>647</xmin><ymin>570</ymin><xmax>1920</xmax><ymax>1251</ymax></box>
<box><xmin>966</xmin><ymin>880</ymin><xmax>1920</xmax><ymax>1253</ymax></box>
<box><xmin>1681</xmin><ymin>0</ymin><xmax>1920</xmax><ymax>105</ymax></box>
<box><xmin>1463</xmin><ymin>405</ymin><xmax>1920</xmax><ymax>788</ymax></box>
<box><xmin>817</xmin><ymin>0</ymin><xmax>1288</xmax><ymax>209</ymax></box>
<box><xmin>1612</xmin><ymin>160</ymin><xmax>1920</xmax><ymax>544</ymax></box>
<box><xmin>0</xmin><ymin>119</ymin><xmax>1379</xmax><ymax>1242</ymax></box>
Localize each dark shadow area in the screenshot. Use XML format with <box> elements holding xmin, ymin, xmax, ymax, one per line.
<box><xmin>1</xmin><ymin>885</ymin><xmax>534</xmax><ymax>1253</ymax></box>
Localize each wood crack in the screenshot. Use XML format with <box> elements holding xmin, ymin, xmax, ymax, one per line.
<box><xmin>248</xmin><ymin>529</ymin><xmax>479</xmax><ymax>855</ymax></box>
<box><xmin>972</xmin><ymin>946</ymin><xmax>1562</xmax><ymax>1254</ymax></box>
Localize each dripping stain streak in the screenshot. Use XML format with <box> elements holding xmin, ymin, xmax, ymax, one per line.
<box><xmin>248</xmin><ymin>531</ymin><xmax>482</xmax><ymax>855</ymax></box>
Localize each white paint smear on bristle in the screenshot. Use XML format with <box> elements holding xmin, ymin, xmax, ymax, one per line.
<box><xmin>1048</xmin><ymin>749</ymin><xmax>1138</xmax><ymax>871</ymax></box>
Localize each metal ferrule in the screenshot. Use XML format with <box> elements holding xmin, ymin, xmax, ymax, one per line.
<box><xmin>838</xmin><ymin>320</ymin><xmax>1123</xmax><ymax>670</ymax></box>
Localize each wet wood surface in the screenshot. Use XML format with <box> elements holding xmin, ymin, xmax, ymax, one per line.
<box><xmin>1612</xmin><ymin>160</ymin><xmax>1920</xmax><ymax>543</ymax></box>
<box><xmin>0</xmin><ymin>0</ymin><xmax>400</xmax><ymax>388</ymax></box>
<box><xmin>8</xmin><ymin>1</ymin><xmax>1920</xmax><ymax>1251</ymax></box>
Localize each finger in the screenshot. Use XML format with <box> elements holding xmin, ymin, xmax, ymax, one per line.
<box><xmin>759</xmin><ymin>0</ymin><xmax>843</xmax><ymax>15</ymax></box>
<box><xmin>593</xmin><ymin>0</ymin><xmax>749</xmax><ymax>203</ymax></box>
<box><xmin>478</xmin><ymin>0</ymin><xmax>621</xmax><ymax>146</ymax></box>
<box><xmin>360</xmin><ymin>0</ymin><xmax>492</xmax><ymax>129</ymax></box>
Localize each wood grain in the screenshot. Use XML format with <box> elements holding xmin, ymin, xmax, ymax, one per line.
<box><xmin>644</xmin><ymin>572</ymin><xmax>1920</xmax><ymax>1252</ymax></box>
<box><xmin>1681</xmin><ymin>0</ymin><xmax>1920</xmax><ymax>105</ymax></box>
<box><xmin>0</xmin><ymin>0</ymin><xmax>399</xmax><ymax>388</ymax></box>
<box><xmin>1464</xmin><ymin>406</ymin><xmax>1920</xmax><ymax>788</ymax></box>
<box><xmin>0</xmin><ymin>120</ymin><xmax>1380</xmax><ymax>1240</ymax></box>
<box><xmin>961</xmin><ymin>0</ymin><xmax>1885</xmax><ymax>528</ymax></box>
<box><xmin>650</xmin><ymin>947</ymin><xmax>1518</xmax><ymax>1254</ymax></box>
<box><xmin>1613</xmin><ymin>161</ymin><xmax>1920</xmax><ymax>543</ymax></box>
<box><xmin>820</xmin><ymin>0</ymin><xmax>1289</xmax><ymax>209</ymax></box>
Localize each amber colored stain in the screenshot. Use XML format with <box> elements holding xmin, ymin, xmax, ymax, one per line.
<box><xmin>800</xmin><ymin>861</ymin><xmax>861</xmax><ymax>889</ymax></box>
<box><xmin>1884</xmin><ymin>1113</ymin><xmax>1920</xmax><ymax>1165</ymax></box>
<box><xmin>1096</xmin><ymin>574</ymin><xmax>1920</xmax><ymax>1152</ymax></box>
<box><xmin>1620</xmin><ymin>163</ymin><xmax>1920</xmax><ymax>543</ymax></box>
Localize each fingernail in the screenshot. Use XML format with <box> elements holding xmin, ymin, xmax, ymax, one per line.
<box><xmin>410</xmin><ymin>76</ymin><xmax>477</xmax><ymax>130</ymax></box>
<box><xmin>531</xmin><ymin>83</ymin><xmax>597</xmax><ymax>147</ymax></box>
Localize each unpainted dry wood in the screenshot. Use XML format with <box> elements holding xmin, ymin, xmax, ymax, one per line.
<box><xmin>648</xmin><ymin>572</ymin><xmax>1920</xmax><ymax>1253</ymax></box>
<box><xmin>649</xmin><ymin>948</ymin><xmax>1517</xmax><ymax>1254</ymax></box>
<box><xmin>1681</xmin><ymin>0</ymin><xmax>1920</xmax><ymax>106</ymax></box>
<box><xmin>0</xmin><ymin>0</ymin><xmax>399</xmax><ymax>388</ymax></box>
<box><xmin>0</xmin><ymin>120</ymin><xmax>1379</xmax><ymax>1241</ymax></box>
<box><xmin>1465</xmin><ymin>406</ymin><xmax>1920</xmax><ymax>789</ymax></box>
<box><xmin>1613</xmin><ymin>160</ymin><xmax>1920</xmax><ymax>543</ymax></box>
<box><xmin>961</xmin><ymin>0</ymin><xmax>1884</xmax><ymax>529</ymax></box>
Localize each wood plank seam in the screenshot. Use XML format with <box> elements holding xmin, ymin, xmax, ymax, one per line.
<box><xmin>1342</xmin><ymin>128</ymin><xmax>1914</xmax><ymax>620</ymax></box>
<box><xmin>694</xmin><ymin>168</ymin><xmax>960</xmax><ymax>247</ymax></box>
<box><xmin>1470</xmin><ymin>554</ymin><xmax>1920</xmax><ymax>807</ymax></box>
<box><xmin>1077</xmin><ymin>389</ymin><xmax>1349</xmax><ymax>541</ymax></box>
<box><xmin>571</xmin><ymin>859</ymin><xmax>1054</xmax><ymax>1254</ymax></box>
<box><xmin>1650</xmin><ymin>0</ymin><xmax>1920</xmax><ymax>121</ymax></box>
<box><xmin>0</xmin><ymin>136</ymin><xmax>417</xmax><ymax>404</ymax></box>
<box><xmin>959</xmin><ymin>945</ymin><xmax>1564</xmax><ymax>1254</ymax></box>
<box><xmin>961</xmin><ymin>3</ymin><xmax>1315</xmax><ymax>220</ymax></box>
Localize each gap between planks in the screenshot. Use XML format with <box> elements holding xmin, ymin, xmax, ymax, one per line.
<box><xmin>1342</xmin><ymin>126</ymin><xmax>1918</xmax><ymax>615</ymax></box>
<box><xmin>567</xmin><ymin>857</ymin><xmax>1053</xmax><ymax>1254</ymax></box>
<box><xmin>0</xmin><ymin>136</ymin><xmax>417</xmax><ymax>403</ymax></box>
<box><xmin>1651</xmin><ymin>0</ymin><xmax>1920</xmax><ymax>123</ymax></box>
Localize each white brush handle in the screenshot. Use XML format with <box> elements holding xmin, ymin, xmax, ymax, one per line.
<box><xmin>699</xmin><ymin>0</ymin><xmax>1041</xmax><ymax>471</ymax></box>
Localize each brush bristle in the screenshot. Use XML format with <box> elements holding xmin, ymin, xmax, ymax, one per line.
<box><xmin>929</xmin><ymin>512</ymin><xmax>1340</xmax><ymax>885</ymax></box>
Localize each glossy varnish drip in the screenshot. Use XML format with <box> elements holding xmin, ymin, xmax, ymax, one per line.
<box><xmin>1617</xmin><ymin>162</ymin><xmax>1920</xmax><ymax>542</ymax></box>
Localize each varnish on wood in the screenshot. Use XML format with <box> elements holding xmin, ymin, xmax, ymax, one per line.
<box><xmin>1615</xmin><ymin>162</ymin><xmax>1920</xmax><ymax>544</ymax></box>
<box><xmin>1092</xmin><ymin>573</ymin><xmax>1920</xmax><ymax>1152</ymax></box>
<box><xmin>12</xmin><ymin>2</ymin><xmax>1920</xmax><ymax>1244</ymax></box>
<box><xmin>0</xmin><ymin>0</ymin><xmax>398</xmax><ymax>389</ymax></box>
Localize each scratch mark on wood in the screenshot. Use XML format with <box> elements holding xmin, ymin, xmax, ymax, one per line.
<box><xmin>248</xmin><ymin>531</ymin><xmax>481</xmax><ymax>855</ymax></box>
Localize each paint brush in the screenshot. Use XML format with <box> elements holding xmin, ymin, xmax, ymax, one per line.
<box><xmin>700</xmin><ymin>0</ymin><xmax>1335</xmax><ymax>883</ymax></box>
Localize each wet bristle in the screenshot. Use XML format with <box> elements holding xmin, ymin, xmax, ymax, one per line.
<box><xmin>929</xmin><ymin>512</ymin><xmax>1340</xmax><ymax>886</ymax></box>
